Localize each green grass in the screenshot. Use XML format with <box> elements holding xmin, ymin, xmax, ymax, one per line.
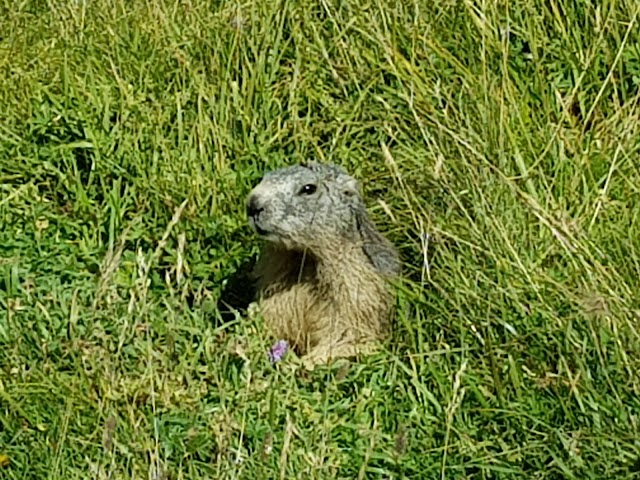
<box><xmin>1</xmin><ymin>0</ymin><xmax>640</xmax><ymax>478</ymax></box>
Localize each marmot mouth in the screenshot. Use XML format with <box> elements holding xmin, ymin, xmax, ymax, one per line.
<box><xmin>249</xmin><ymin>217</ymin><xmax>270</xmax><ymax>236</ymax></box>
<box><xmin>255</xmin><ymin>225</ymin><xmax>270</xmax><ymax>236</ymax></box>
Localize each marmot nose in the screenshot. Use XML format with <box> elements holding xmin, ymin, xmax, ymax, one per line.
<box><xmin>246</xmin><ymin>195</ymin><xmax>264</xmax><ymax>218</ymax></box>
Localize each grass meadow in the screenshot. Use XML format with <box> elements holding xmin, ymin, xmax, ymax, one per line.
<box><xmin>1</xmin><ymin>0</ymin><xmax>640</xmax><ymax>478</ymax></box>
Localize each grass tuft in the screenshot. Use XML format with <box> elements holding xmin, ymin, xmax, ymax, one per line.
<box><xmin>1</xmin><ymin>0</ymin><xmax>639</xmax><ymax>478</ymax></box>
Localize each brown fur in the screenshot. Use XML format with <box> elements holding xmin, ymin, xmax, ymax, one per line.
<box><xmin>253</xmin><ymin>235</ymin><xmax>395</xmax><ymax>368</ymax></box>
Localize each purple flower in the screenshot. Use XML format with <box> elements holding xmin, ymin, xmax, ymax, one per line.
<box><xmin>268</xmin><ymin>340</ymin><xmax>289</xmax><ymax>363</ymax></box>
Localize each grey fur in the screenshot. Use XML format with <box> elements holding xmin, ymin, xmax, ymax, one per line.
<box><xmin>246</xmin><ymin>162</ymin><xmax>401</xmax><ymax>276</ymax></box>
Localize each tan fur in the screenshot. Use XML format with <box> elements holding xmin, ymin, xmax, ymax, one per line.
<box><xmin>253</xmin><ymin>236</ymin><xmax>395</xmax><ymax>368</ymax></box>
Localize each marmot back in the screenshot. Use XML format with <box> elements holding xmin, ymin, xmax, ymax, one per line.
<box><xmin>246</xmin><ymin>162</ymin><xmax>401</xmax><ymax>368</ymax></box>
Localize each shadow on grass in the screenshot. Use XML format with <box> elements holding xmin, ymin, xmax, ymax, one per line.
<box><xmin>216</xmin><ymin>256</ymin><xmax>257</xmax><ymax>324</ymax></box>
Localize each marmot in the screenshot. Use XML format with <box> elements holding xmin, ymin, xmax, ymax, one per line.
<box><xmin>246</xmin><ymin>162</ymin><xmax>401</xmax><ymax>367</ymax></box>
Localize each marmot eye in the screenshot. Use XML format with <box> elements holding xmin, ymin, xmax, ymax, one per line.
<box><xmin>299</xmin><ymin>184</ymin><xmax>317</xmax><ymax>195</ymax></box>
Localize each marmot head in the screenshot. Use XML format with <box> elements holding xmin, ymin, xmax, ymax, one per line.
<box><xmin>246</xmin><ymin>162</ymin><xmax>364</xmax><ymax>251</ymax></box>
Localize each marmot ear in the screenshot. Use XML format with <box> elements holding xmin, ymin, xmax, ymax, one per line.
<box><xmin>340</xmin><ymin>177</ymin><xmax>360</xmax><ymax>200</ymax></box>
<box><xmin>354</xmin><ymin>206</ymin><xmax>401</xmax><ymax>277</ymax></box>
